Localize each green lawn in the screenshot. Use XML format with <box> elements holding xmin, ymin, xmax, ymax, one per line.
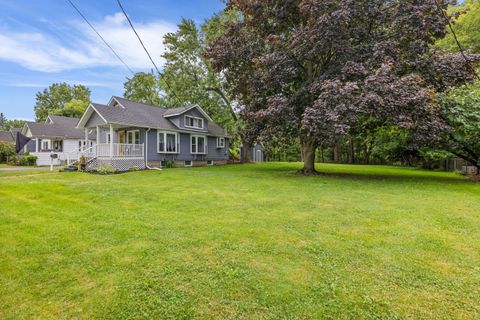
<box><xmin>1</xmin><ymin>163</ymin><xmax>479</xmax><ymax>319</ymax></box>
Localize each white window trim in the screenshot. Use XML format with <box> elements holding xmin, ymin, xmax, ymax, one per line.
<box><xmin>184</xmin><ymin>115</ymin><xmax>204</xmax><ymax>130</ymax></box>
<box><xmin>207</xmin><ymin>160</ymin><xmax>213</xmax><ymax>166</ymax></box>
<box><xmin>216</xmin><ymin>137</ymin><xmax>225</xmax><ymax>148</ymax></box>
<box><xmin>157</xmin><ymin>130</ymin><xmax>179</xmax><ymax>154</ymax></box>
<box><xmin>190</xmin><ymin>135</ymin><xmax>207</xmax><ymax>154</ymax></box>
<box><xmin>184</xmin><ymin>160</ymin><xmax>192</xmax><ymax>167</ymax></box>
<box><xmin>127</xmin><ymin>130</ymin><xmax>140</xmax><ymax>145</ymax></box>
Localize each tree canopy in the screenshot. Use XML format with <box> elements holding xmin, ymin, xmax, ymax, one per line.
<box><xmin>123</xmin><ymin>72</ymin><xmax>163</xmax><ymax>106</ymax></box>
<box><xmin>207</xmin><ymin>0</ymin><xmax>476</xmax><ymax>174</ymax></box>
<box><xmin>435</xmin><ymin>0</ymin><xmax>480</xmax><ymax>54</ymax></box>
<box><xmin>34</xmin><ymin>83</ymin><xmax>90</xmax><ymax>122</ymax></box>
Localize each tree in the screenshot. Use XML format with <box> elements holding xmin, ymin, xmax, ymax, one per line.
<box><xmin>0</xmin><ymin>114</ymin><xmax>25</xmax><ymax>131</ymax></box>
<box><xmin>0</xmin><ymin>113</ymin><xmax>6</xmax><ymax>129</ymax></box>
<box><xmin>34</xmin><ymin>83</ymin><xmax>90</xmax><ymax>122</ymax></box>
<box><xmin>438</xmin><ymin>80</ymin><xmax>480</xmax><ymax>170</ymax></box>
<box><xmin>123</xmin><ymin>72</ymin><xmax>163</xmax><ymax>106</ymax></box>
<box><xmin>52</xmin><ymin>99</ymin><xmax>89</xmax><ymax>118</ymax></box>
<box><xmin>159</xmin><ymin>18</ymin><xmax>238</xmax><ymax>136</ymax></box>
<box><xmin>436</xmin><ymin>0</ymin><xmax>480</xmax><ymax>54</ymax></box>
<box><xmin>207</xmin><ymin>0</ymin><xmax>476</xmax><ymax>174</ymax></box>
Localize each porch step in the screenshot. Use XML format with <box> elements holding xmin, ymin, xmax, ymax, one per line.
<box><xmin>60</xmin><ymin>165</ymin><xmax>78</xmax><ymax>172</ymax></box>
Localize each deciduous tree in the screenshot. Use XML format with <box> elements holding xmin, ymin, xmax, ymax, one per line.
<box><xmin>34</xmin><ymin>83</ymin><xmax>90</xmax><ymax>122</ymax></box>
<box><xmin>207</xmin><ymin>0</ymin><xmax>476</xmax><ymax>174</ymax></box>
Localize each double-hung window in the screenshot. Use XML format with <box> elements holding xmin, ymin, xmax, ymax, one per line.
<box><xmin>184</xmin><ymin>115</ymin><xmax>204</xmax><ymax>129</ymax></box>
<box><xmin>127</xmin><ymin>130</ymin><xmax>140</xmax><ymax>144</ymax></box>
<box><xmin>191</xmin><ymin>135</ymin><xmax>206</xmax><ymax>154</ymax></box>
<box><xmin>158</xmin><ymin>131</ymin><xmax>178</xmax><ymax>153</ymax></box>
<box><xmin>216</xmin><ymin>137</ymin><xmax>225</xmax><ymax>148</ymax></box>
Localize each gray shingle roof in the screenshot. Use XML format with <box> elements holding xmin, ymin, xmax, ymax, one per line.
<box><xmin>89</xmin><ymin>97</ymin><xmax>228</xmax><ymax>136</ymax></box>
<box><xmin>0</xmin><ymin>131</ymin><xmax>14</xmax><ymax>142</ymax></box>
<box><xmin>26</xmin><ymin>116</ymin><xmax>95</xmax><ymax>139</ymax></box>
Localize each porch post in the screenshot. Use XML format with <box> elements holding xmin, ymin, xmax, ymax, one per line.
<box><xmin>109</xmin><ymin>124</ymin><xmax>114</xmax><ymax>159</ymax></box>
<box><xmin>84</xmin><ymin>128</ymin><xmax>89</xmax><ymax>150</ymax></box>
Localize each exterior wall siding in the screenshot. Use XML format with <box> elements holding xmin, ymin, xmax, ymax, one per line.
<box><xmin>85</xmin><ymin>111</ymin><xmax>106</xmax><ymax>127</ymax></box>
<box><xmin>175</xmin><ymin>108</ymin><xmax>209</xmax><ymax>133</ymax></box>
<box><xmin>144</xmin><ymin>130</ymin><xmax>229</xmax><ymax>163</ymax></box>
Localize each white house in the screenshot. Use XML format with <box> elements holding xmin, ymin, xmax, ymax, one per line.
<box><xmin>22</xmin><ymin>115</ymin><xmax>96</xmax><ymax>166</ymax></box>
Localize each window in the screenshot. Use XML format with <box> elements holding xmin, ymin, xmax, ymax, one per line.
<box><xmin>157</xmin><ymin>131</ymin><xmax>179</xmax><ymax>153</ymax></box>
<box><xmin>207</xmin><ymin>160</ymin><xmax>213</xmax><ymax>166</ymax></box>
<box><xmin>78</xmin><ymin>140</ymin><xmax>88</xmax><ymax>151</ymax></box>
<box><xmin>127</xmin><ymin>130</ymin><xmax>140</xmax><ymax>144</ymax></box>
<box><xmin>191</xmin><ymin>135</ymin><xmax>206</xmax><ymax>154</ymax></box>
<box><xmin>184</xmin><ymin>160</ymin><xmax>192</xmax><ymax>167</ymax></box>
<box><xmin>53</xmin><ymin>140</ymin><xmax>63</xmax><ymax>152</ymax></box>
<box><xmin>216</xmin><ymin>137</ymin><xmax>225</xmax><ymax>148</ymax></box>
<box><xmin>184</xmin><ymin>115</ymin><xmax>204</xmax><ymax>129</ymax></box>
<box><xmin>42</xmin><ymin>140</ymin><xmax>50</xmax><ymax>151</ymax></box>
<box><xmin>106</xmin><ymin>133</ymin><xmax>111</xmax><ymax>144</ymax></box>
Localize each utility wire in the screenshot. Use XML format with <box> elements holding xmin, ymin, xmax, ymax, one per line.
<box><xmin>66</xmin><ymin>0</ymin><xmax>134</xmax><ymax>74</ymax></box>
<box><xmin>116</xmin><ymin>0</ymin><xmax>184</xmax><ymax>106</ymax></box>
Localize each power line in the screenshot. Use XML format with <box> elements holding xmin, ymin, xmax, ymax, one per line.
<box><xmin>116</xmin><ymin>0</ymin><xmax>184</xmax><ymax>106</ymax></box>
<box><xmin>66</xmin><ymin>0</ymin><xmax>134</xmax><ymax>74</ymax></box>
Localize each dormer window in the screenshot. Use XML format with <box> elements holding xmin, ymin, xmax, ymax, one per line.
<box><xmin>185</xmin><ymin>115</ymin><xmax>204</xmax><ymax>129</ymax></box>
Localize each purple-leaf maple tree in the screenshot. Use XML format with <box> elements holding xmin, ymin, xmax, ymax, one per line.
<box><xmin>206</xmin><ymin>0</ymin><xmax>476</xmax><ymax>174</ymax></box>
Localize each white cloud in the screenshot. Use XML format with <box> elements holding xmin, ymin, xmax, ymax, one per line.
<box><xmin>0</xmin><ymin>12</ymin><xmax>176</xmax><ymax>72</ymax></box>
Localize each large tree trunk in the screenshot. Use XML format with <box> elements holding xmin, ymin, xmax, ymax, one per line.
<box><xmin>334</xmin><ymin>142</ymin><xmax>342</xmax><ymax>163</ymax></box>
<box><xmin>300</xmin><ymin>136</ymin><xmax>317</xmax><ymax>175</ymax></box>
<box><xmin>241</xmin><ymin>141</ymin><xmax>252</xmax><ymax>163</ymax></box>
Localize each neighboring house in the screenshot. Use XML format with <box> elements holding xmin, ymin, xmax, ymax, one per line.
<box><xmin>76</xmin><ymin>96</ymin><xmax>230</xmax><ymax>170</ymax></box>
<box><xmin>0</xmin><ymin>130</ymin><xmax>15</xmax><ymax>144</ymax></box>
<box><xmin>22</xmin><ymin>115</ymin><xmax>96</xmax><ymax>166</ymax></box>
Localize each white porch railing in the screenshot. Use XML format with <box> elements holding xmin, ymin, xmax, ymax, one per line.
<box><xmin>66</xmin><ymin>143</ymin><xmax>144</xmax><ymax>165</ymax></box>
<box><xmin>97</xmin><ymin>143</ymin><xmax>144</xmax><ymax>158</ymax></box>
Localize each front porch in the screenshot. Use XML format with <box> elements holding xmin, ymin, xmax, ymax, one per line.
<box><xmin>91</xmin><ymin>143</ymin><xmax>145</xmax><ymax>171</ymax></box>
<box><xmin>68</xmin><ymin>142</ymin><xmax>145</xmax><ymax>171</ymax></box>
<box><xmin>71</xmin><ymin>123</ymin><xmax>147</xmax><ymax>171</ymax></box>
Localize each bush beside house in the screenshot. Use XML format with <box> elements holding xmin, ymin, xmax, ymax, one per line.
<box><xmin>0</xmin><ymin>141</ymin><xmax>15</xmax><ymax>163</ymax></box>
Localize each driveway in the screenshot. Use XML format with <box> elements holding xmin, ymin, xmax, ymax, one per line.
<box><xmin>0</xmin><ymin>166</ymin><xmax>57</xmax><ymax>172</ymax></box>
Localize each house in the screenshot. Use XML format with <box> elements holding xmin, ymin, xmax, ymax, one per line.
<box><xmin>75</xmin><ymin>96</ymin><xmax>230</xmax><ymax>170</ymax></box>
<box><xmin>0</xmin><ymin>130</ymin><xmax>15</xmax><ymax>143</ymax></box>
<box><xmin>22</xmin><ymin>115</ymin><xmax>96</xmax><ymax>166</ymax></box>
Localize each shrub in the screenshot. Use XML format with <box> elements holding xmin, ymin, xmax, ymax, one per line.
<box><xmin>0</xmin><ymin>142</ymin><xmax>15</xmax><ymax>163</ymax></box>
<box><xmin>129</xmin><ymin>166</ymin><xmax>139</xmax><ymax>171</ymax></box>
<box><xmin>163</xmin><ymin>160</ymin><xmax>175</xmax><ymax>168</ymax></box>
<box><xmin>8</xmin><ymin>154</ymin><xmax>37</xmax><ymax>166</ymax></box>
<box><xmin>19</xmin><ymin>154</ymin><xmax>37</xmax><ymax>166</ymax></box>
<box><xmin>93</xmin><ymin>166</ymin><xmax>119</xmax><ymax>175</ymax></box>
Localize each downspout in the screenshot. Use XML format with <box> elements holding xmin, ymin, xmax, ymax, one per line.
<box><xmin>145</xmin><ymin>128</ymin><xmax>162</xmax><ymax>171</ymax></box>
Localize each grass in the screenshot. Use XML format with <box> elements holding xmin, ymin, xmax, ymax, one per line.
<box><xmin>0</xmin><ymin>163</ymin><xmax>479</xmax><ymax>319</ymax></box>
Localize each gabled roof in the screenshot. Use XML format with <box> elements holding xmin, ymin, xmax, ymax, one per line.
<box><xmin>163</xmin><ymin>105</ymin><xmax>213</xmax><ymax>122</ymax></box>
<box><xmin>78</xmin><ymin>96</ymin><xmax>228</xmax><ymax>137</ymax></box>
<box><xmin>24</xmin><ymin>115</ymin><xmax>95</xmax><ymax>140</ymax></box>
<box><xmin>0</xmin><ymin>131</ymin><xmax>14</xmax><ymax>142</ymax></box>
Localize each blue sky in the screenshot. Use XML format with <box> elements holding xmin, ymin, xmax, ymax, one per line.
<box><xmin>0</xmin><ymin>0</ymin><xmax>225</xmax><ymax>120</ymax></box>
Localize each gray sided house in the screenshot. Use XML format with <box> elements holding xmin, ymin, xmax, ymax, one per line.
<box><xmin>76</xmin><ymin>96</ymin><xmax>230</xmax><ymax>170</ymax></box>
<box><xmin>0</xmin><ymin>130</ymin><xmax>16</xmax><ymax>143</ymax></box>
<box><xmin>22</xmin><ymin>115</ymin><xmax>96</xmax><ymax>166</ymax></box>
